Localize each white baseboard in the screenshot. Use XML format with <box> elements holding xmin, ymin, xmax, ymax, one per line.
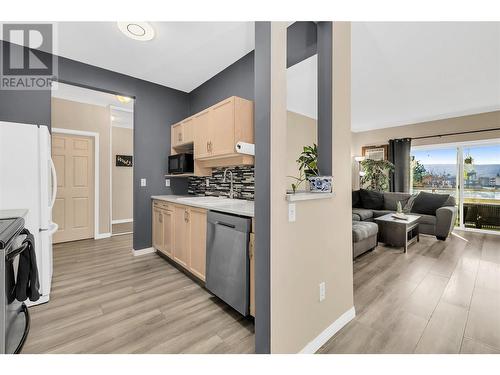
<box><xmin>25</xmin><ymin>294</ymin><xmax>50</xmax><ymax>307</ymax></box>
<box><xmin>94</xmin><ymin>232</ymin><xmax>111</xmax><ymax>240</ymax></box>
<box><xmin>112</xmin><ymin>218</ymin><xmax>133</xmax><ymax>224</ymax></box>
<box><xmin>132</xmin><ymin>247</ymin><xmax>155</xmax><ymax>256</ymax></box>
<box><xmin>299</xmin><ymin>306</ymin><xmax>356</xmax><ymax>354</ymax></box>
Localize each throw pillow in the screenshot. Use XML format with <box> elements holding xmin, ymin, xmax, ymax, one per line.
<box><xmin>359</xmin><ymin>189</ymin><xmax>384</xmax><ymax>210</ymax></box>
<box><xmin>352</xmin><ymin>190</ymin><xmax>361</xmax><ymax>208</ymax></box>
<box><xmin>403</xmin><ymin>193</ymin><xmax>418</xmax><ymax>213</ymax></box>
<box><xmin>410</xmin><ymin>192</ymin><xmax>450</xmax><ymax>216</ymax></box>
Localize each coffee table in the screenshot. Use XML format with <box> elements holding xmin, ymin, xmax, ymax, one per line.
<box><xmin>374</xmin><ymin>214</ymin><xmax>421</xmax><ymax>253</ymax></box>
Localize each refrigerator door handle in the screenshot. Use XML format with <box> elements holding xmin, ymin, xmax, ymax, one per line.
<box><xmin>49</xmin><ymin>157</ymin><xmax>57</xmax><ymax>209</ymax></box>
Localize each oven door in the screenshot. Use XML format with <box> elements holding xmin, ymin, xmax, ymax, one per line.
<box><xmin>4</xmin><ymin>237</ymin><xmax>30</xmax><ymax>354</ymax></box>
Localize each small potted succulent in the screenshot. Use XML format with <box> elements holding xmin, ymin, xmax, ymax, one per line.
<box><xmin>288</xmin><ymin>144</ymin><xmax>332</xmax><ymax>193</ymax></box>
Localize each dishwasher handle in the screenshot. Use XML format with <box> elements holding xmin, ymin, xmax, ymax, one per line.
<box><xmin>215</xmin><ymin>221</ymin><xmax>236</xmax><ymax>229</ymax></box>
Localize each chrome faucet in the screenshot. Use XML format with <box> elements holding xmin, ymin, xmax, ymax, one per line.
<box><xmin>223</xmin><ymin>168</ymin><xmax>235</xmax><ymax>199</ymax></box>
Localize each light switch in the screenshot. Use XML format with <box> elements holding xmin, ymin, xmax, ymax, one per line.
<box><xmin>319</xmin><ymin>282</ymin><xmax>326</xmax><ymax>302</ymax></box>
<box><xmin>288</xmin><ymin>203</ymin><xmax>296</xmax><ymax>222</ymax></box>
<box><xmin>165</xmin><ymin>179</ymin><xmax>170</xmax><ymax>187</ymax></box>
<box><xmin>140</xmin><ymin>178</ymin><xmax>147</xmax><ymax>187</ymax></box>
<box><xmin>205</xmin><ymin>178</ymin><xmax>210</xmax><ymax>187</ymax></box>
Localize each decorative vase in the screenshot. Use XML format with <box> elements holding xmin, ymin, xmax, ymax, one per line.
<box><xmin>396</xmin><ymin>201</ymin><xmax>403</xmax><ymax>214</ymax></box>
<box><xmin>307</xmin><ymin>176</ymin><xmax>333</xmax><ymax>193</ymax></box>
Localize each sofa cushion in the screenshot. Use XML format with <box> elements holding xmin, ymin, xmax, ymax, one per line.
<box><xmin>352</xmin><ymin>208</ymin><xmax>374</xmax><ymax>221</ymax></box>
<box><xmin>443</xmin><ymin>195</ymin><xmax>456</xmax><ymax>207</ymax></box>
<box><xmin>411</xmin><ymin>192</ymin><xmax>450</xmax><ymax>216</ymax></box>
<box><xmin>352</xmin><ymin>214</ymin><xmax>361</xmax><ymax>221</ymax></box>
<box><xmin>417</xmin><ymin>214</ymin><xmax>437</xmax><ymax>226</ymax></box>
<box><xmin>383</xmin><ymin>192</ymin><xmax>411</xmax><ymax>211</ymax></box>
<box><xmin>359</xmin><ymin>189</ymin><xmax>384</xmax><ymax>210</ymax></box>
<box><xmin>403</xmin><ymin>193</ymin><xmax>418</xmax><ymax>213</ymax></box>
<box><xmin>352</xmin><ymin>221</ymin><xmax>378</xmax><ymax>242</ymax></box>
<box><xmin>372</xmin><ymin>210</ymin><xmax>393</xmax><ymax>218</ymax></box>
<box><xmin>352</xmin><ymin>190</ymin><xmax>362</xmax><ymax>208</ymax></box>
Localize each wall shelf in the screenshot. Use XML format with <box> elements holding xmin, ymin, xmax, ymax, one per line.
<box><xmin>165</xmin><ymin>173</ymin><xmax>195</xmax><ymax>178</ymax></box>
<box><xmin>285</xmin><ymin>192</ymin><xmax>335</xmax><ymax>202</ymax></box>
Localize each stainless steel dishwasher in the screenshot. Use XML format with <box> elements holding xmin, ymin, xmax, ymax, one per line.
<box><xmin>206</xmin><ymin>211</ymin><xmax>251</xmax><ymax>316</ymax></box>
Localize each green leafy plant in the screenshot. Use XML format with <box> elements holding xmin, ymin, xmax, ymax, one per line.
<box><xmin>464</xmin><ymin>155</ymin><xmax>474</xmax><ymax>165</ymax></box>
<box><xmin>360</xmin><ymin>159</ymin><xmax>395</xmax><ymax>192</ymax></box>
<box><xmin>288</xmin><ymin>144</ymin><xmax>319</xmax><ymax>193</ymax></box>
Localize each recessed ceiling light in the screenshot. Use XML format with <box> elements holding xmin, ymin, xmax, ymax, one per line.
<box><xmin>116</xmin><ymin>95</ymin><xmax>132</xmax><ymax>103</ymax></box>
<box><xmin>117</xmin><ymin>22</ymin><xmax>155</xmax><ymax>41</ymax></box>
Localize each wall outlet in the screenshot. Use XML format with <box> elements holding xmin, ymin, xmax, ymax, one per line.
<box><xmin>288</xmin><ymin>203</ymin><xmax>296</xmax><ymax>222</ymax></box>
<box><xmin>319</xmin><ymin>282</ymin><xmax>326</xmax><ymax>302</ymax></box>
<box><xmin>205</xmin><ymin>178</ymin><xmax>210</xmax><ymax>187</ymax></box>
<box><xmin>140</xmin><ymin>178</ymin><xmax>147</xmax><ymax>187</ymax></box>
<box><xmin>165</xmin><ymin>179</ymin><xmax>170</xmax><ymax>187</ymax></box>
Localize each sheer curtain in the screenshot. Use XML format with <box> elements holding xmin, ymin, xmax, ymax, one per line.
<box><xmin>388</xmin><ymin>138</ymin><xmax>412</xmax><ymax>192</ymax></box>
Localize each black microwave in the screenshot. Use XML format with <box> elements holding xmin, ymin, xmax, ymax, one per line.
<box><xmin>168</xmin><ymin>153</ymin><xmax>194</xmax><ymax>174</ymax></box>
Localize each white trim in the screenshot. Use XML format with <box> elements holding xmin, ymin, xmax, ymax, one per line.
<box><xmin>411</xmin><ymin>138</ymin><xmax>500</xmax><ymax>150</ymax></box>
<box><xmin>298</xmin><ymin>306</ymin><xmax>356</xmax><ymax>354</ymax></box>
<box><xmin>132</xmin><ymin>247</ymin><xmax>155</xmax><ymax>256</ymax></box>
<box><xmin>286</xmin><ymin>192</ymin><xmax>335</xmax><ymax>202</ymax></box>
<box><xmin>95</xmin><ymin>232</ymin><xmax>111</xmax><ymax>240</ymax></box>
<box><xmin>112</xmin><ymin>218</ymin><xmax>133</xmax><ymax>224</ymax></box>
<box><xmin>52</xmin><ymin>128</ymin><xmax>102</xmax><ymax>240</ymax></box>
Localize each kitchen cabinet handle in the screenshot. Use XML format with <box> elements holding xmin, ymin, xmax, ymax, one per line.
<box><xmin>206</xmin><ymin>141</ymin><xmax>209</xmax><ymax>152</ymax></box>
<box><xmin>178</xmin><ymin>132</ymin><xmax>182</xmax><ymax>142</ymax></box>
<box><xmin>159</xmin><ymin>213</ymin><xmax>163</xmax><ymax>223</ymax></box>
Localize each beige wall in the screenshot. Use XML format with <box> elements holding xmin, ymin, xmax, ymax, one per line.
<box><xmin>351</xmin><ymin>111</ymin><xmax>500</xmax><ymax>189</ymax></box>
<box><xmin>112</xmin><ymin>127</ymin><xmax>133</xmax><ymax>221</ymax></box>
<box><xmin>270</xmin><ymin>22</ymin><xmax>353</xmax><ymax>353</ymax></box>
<box><xmin>286</xmin><ymin>111</ymin><xmax>317</xmax><ymax>188</ymax></box>
<box><xmin>52</xmin><ymin>97</ymin><xmax>111</xmax><ymax>234</ymax></box>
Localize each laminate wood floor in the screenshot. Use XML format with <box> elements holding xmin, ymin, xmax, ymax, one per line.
<box><xmin>319</xmin><ymin>230</ymin><xmax>500</xmax><ymax>354</ymax></box>
<box><xmin>23</xmin><ymin>234</ymin><xmax>255</xmax><ymax>354</ymax></box>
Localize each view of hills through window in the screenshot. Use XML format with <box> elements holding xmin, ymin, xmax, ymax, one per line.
<box><xmin>411</xmin><ymin>144</ymin><xmax>500</xmax><ymax>231</ymax></box>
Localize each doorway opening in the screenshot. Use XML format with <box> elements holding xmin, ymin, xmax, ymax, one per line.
<box><xmin>411</xmin><ymin>140</ymin><xmax>500</xmax><ymax>234</ymax></box>
<box><xmin>50</xmin><ymin>82</ymin><xmax>134</xmax><ymax>243</ymax></box>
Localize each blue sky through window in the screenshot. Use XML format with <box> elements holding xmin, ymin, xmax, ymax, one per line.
<box><xmin>412</xmin><ymin>145</ymin><xmax>500</xmax><ymax>165</ymax></box>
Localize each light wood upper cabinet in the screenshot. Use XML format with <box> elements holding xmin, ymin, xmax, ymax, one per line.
<box><xmin>192</xmin><ymin>96</ymin><xmax>253</xmax><ymax>162</ymax></box>
<box><xmin>173</xmin><ymin>205</ymin><xmax>190</xmax><ymax>268</ymax></box>
<box><xmin>210</xmin><ymin>98</ymin><xmax>236</xmax><ymax>157</ymax></box>
<box><xmin>171</xmin><ymin>117</ymin><xmax>194</xmax><ymax>148</ymax></box>
<box><xmin>193</xmin><ymin>109</ymin><xmax>212</xmax><ymax>159</ymax></box>
<box><xmin>188</xmin><ymin>207</ymin><xmax>207</xmax><ymax>281</ymax></box>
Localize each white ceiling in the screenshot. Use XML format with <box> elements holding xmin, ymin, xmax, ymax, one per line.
<box><xmin>352</xmin><ymin>22</ymin><xmax>500</xmax><ymax>132</ymax></box>
<box><xmin>54</xmin><ymin>22</ymin><xmax>255</xmax><ymax>93</ymax></box>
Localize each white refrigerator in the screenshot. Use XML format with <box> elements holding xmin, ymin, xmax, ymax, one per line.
<box><xmin>0</xmin><ymin>121</ymin><xmax>58</xmax><ymax>305</ymax></box>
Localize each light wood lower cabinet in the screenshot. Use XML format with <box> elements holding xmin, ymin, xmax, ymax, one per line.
<box><xmin>152</xmin><ymin>200</ymin><xmax>207</xmax><ymax>281</ymax></box>
<box><xmin>249</xmin><ymin>231</ymin><xmax>255</xmax><ymax>317</ymax></box>
<box><xmin>173</xmin><ymin>205</ymin><xmax>190</xmax><ymax>268</ymax></box>
<box><xmin>161</xmin><ymin>208</ymin><xmax>174</xmax><ymax>258</ymax></box>
<box><xmin>188</xmin><ymin>207</ymin><xmax>207</xmax><ymax>281</ymax></box>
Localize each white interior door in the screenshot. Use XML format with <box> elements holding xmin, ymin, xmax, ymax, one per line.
<box><xmin>52</xmin><ymin>133</ymin><xmax>95</xmax><ymax>243</ymax></box>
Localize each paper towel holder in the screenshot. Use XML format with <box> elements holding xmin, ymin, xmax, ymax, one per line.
<box><xmin>235</xmin><ymin>141</ymin><xmax>255</xmax><ymax>156</ymax></box>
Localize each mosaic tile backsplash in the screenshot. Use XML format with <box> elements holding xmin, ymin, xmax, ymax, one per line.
<box><xmin>188</xmin><ymin>166</ymin><xmax>255</xmax><ymax>200</ymax></box>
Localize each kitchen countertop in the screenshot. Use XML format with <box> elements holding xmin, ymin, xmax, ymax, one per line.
<box><xmin>151</xmin><ymin>195</ymin><xmax>254</xmax><ymax>217</ymax></box>
<box><xmin>0</xmin><ymin>209</ymin><xmax>29</xmax><ymax>220</ymax></box>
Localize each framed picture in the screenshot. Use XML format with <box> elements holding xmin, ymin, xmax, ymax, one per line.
<box><xmin>362</xmin><ymin>145</ymin><xmax>388</xmax><ymax>161</ymax></box>
<box><xmin>116</xmin><ymin>155</ymin><xmax>133</xmax><ymax>167</ymax></box>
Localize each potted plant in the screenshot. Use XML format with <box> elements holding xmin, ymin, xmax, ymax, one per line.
<box><xmin>359</xmin><ymin>159</ymin><xmax>395</xmax><ymax>191</ymax></box>
<box><xmin>287</xmin><ymin>144</ymin><xmax>332</xmax><ymax>193</ymax></box>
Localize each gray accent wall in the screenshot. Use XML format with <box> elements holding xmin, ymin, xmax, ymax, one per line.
<box><xmin>317</xmin><ymin>22</ymin><xmax>333</xmax><ymax>175</ymax></box>
<box><xmin>188</xmin><ymin>51</ymin><xmax>254</xmax><ymax>115</ymax></box>
<box><xmin>254</xmin><ymin>21</ymin><xmax>271</xmax><ymax>354</ymax></box>
<box><xmin>0</xmin><ymin>41</ymin><xmax>190</xmax><ymax>251</ymax></box>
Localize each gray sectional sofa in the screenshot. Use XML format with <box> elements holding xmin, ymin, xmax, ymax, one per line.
<box><xmin>351</xmin><ymin>189</ymin><xmax>458</xmax><ymax>259</ymax></box>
